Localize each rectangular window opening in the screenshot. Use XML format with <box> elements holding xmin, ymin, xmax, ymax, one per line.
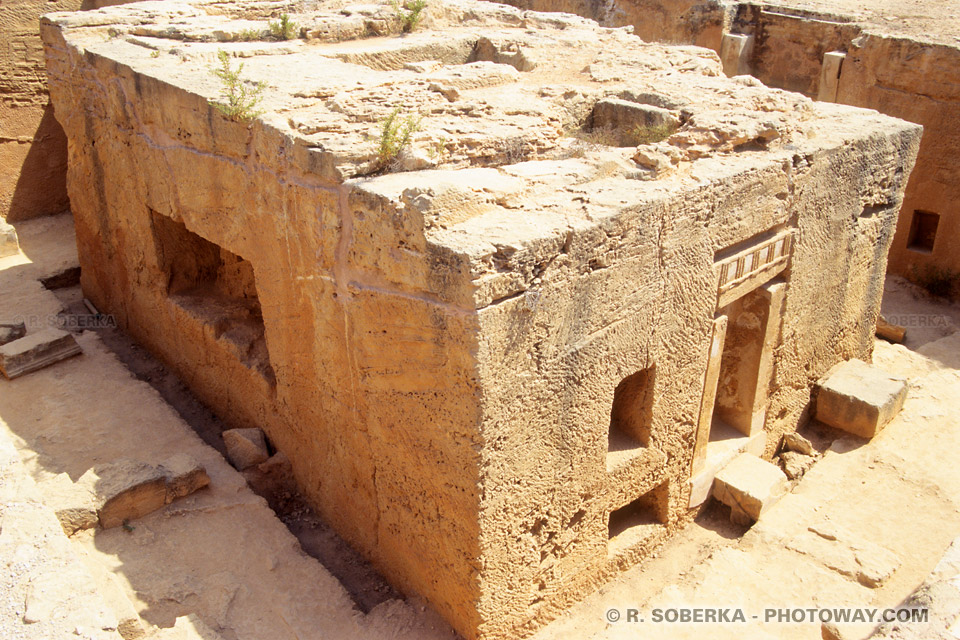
<box><xmin>908</xmin><ymin>210</ymin><xmax>940</xmax><ymax>253</ymax></box>
<box><xmin>607</xmin><ymin>481</ymin><xmax>669</xmax><ymax>554</ymax></box>
<box><xmin>150</xmin><ymin>211</ymin><xmax>275</xmax><ymax>384</ymax></box>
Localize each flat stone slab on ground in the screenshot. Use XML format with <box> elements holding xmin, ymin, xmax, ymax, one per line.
<box><xmin>816</xmin><ymin>359</ymin><xmax>908</xmax><ymax>438</ymax></box>
<box><xmin>713</xmin><ymin>453</ymin><xmax>788</xmax><ymax>525</ymax></box>
<box><xmin>0</xmin><ymin>327</ymin><xmax>82</xmax><ymax>379</ymax></box>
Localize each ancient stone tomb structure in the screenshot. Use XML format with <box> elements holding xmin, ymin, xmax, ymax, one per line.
<box><xmin>42</xmin><ymin>0</ymin><xmax>920</xmax><ymax>637</ymax></box>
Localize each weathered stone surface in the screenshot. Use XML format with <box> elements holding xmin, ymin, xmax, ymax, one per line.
<box><xmin>222</xmin><ymin>428</ymin><xmax>269</xmax><ymax>471</ymax></box>
<box><xmin>41</xmin><ymin>1</ymin><xmax>921</xmax><ymax>637</ymax></box>
<box><xmin>160</xmin><ymin>453</ymin><xmax>210</xmax><ymax>502</ymax></box>
<box><xmin>713</xmin><ymin>454</ymin><xmax>788</xmax><ymax>524</ymax></box>
<box><xmin>92</xmin><ymin>459</ymin><xmax>168</xmax><ymax>529</ymax></box>
<box><xmin>75</xmin><ymin>547</ymin><xmax>146</xmax><ymax>640</ymax></box>
<box><xmin>0</xmin><ymin>321</ymin><xmax>27</xmax><ymax>346</ymax></box>
<box><xmin>780</xmin><ymin>451</ymin><xmax>816</xmax><ymax>480</ymax></box>
<box><xmin>865</xmin><ymin>535</ymin><xmax>960</xmax><ymax>639</ymax></box>
<box><xmin>788</xmin><ymin>521</ymin><xmax>901</xmax><ymax>589</ymax></box>
<box><xmin>0</xmin><ymin>327</ymin><xmax>82</xmax><ymax>378</ymax></box>
<box><xmin>816</xmin><ymin>359</ymin><xmax>908</xmax><ymax>438</ymax></box>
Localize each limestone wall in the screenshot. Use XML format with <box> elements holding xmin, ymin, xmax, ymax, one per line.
<box><xmin>0</xmin><ymin>0</ymin><xmax>81</xmax><ymax>222</ymax></box>
<box><xmin>724</xmin><ymin>8</ymin><xmax>960</xmax><ymax>283</ymax></box>
<box><xmin>0</xmin><ymin>0</ymin><xmax>149</xmax><ymax>222</ymax></box>
<box><xmin>837</xmin><ymin>35</ymin><xmax>960</xmax><ymax>285</ymax></box>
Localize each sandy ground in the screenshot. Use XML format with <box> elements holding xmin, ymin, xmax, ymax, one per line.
<box><xmin>2</xmin><ymin>214</ymin><xmax>960</xmax><ymax>640</ymax></box>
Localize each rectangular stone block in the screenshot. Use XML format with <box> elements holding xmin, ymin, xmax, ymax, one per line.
<box><xmin>720</xmin><ymin>33</ymin><xmax>754</xmax><ymax>77</ymax></box>
<box><xmin>815</xmin><ymin>359</ymin><xmax>908</xmax><ymax>438</ymax></box>
<box><xmin>817</xmin><ymin>51</ymin><xmax>846</xmax><ymax>103</ymax></box>
<box><xmin>0</xmin><ymin>328</ymin><xmax>82</xmax><ymax>379</ymax></box>
<box><xmin>712</xmin><ymin>453</ymin><xmax>787</xmax><ymax>524</ymax></box>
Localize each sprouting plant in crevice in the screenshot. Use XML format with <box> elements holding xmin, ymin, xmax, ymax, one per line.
<box><xmin>268</xmin><ymin>13</ymin><xmax>299</xmax><ymax>40</ymax></box>
<box><xmin>376</xmin><ymin>107</ymin><xmax>422</xmax><ymax>168</ymax></box>
<box><xmin>210</xmin><ymin>50</ymin><xmax>266</xmax><ymax>122</ymax></box>
<box><xmin>427</xmin><ymin>135</ymin><xmax>448</xmax><ymax>162</ymax></box>
<box><xmin>391</xmin><ymin>0</ymin><xmax>427</xmax><ymax>32</ymax></box>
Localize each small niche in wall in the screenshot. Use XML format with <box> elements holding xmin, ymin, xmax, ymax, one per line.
<box><xmin>150</xmin><ymin>210</ymin><xmax>275</xmax><ymax>384</ymax></box>
<box><xmin>607</xmin><ymin>481</ymin><xmax>668</xmax><ymax>554</ymax></box>
<box><xmin>907</xmin><ymin>210</ymin><xmax>940</xmax><ymax>253</ymax></box>
<box><xmin>608</xmin><ymin>366</ymin><xmax>656</xmax><ymax>452</ymax></box>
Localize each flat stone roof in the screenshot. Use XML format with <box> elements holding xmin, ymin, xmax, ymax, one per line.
<box><xmin>44</xmin><ymin>0</ymin><xmax>914</xmax><ymax>263</ymax></box>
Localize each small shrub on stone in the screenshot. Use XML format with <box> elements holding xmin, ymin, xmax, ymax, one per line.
<box><xmin>377</xmin><ymin>107</ymin><xmax>421</xmax><ymax>168</ymax></box>
<box><xmin>268</xmin><ymin>14</ymin><xmax>299</xmax><ymax>40</ymax></box>
<box><xmin>210</xmin><ymin>50</ymin><xmax>266</xmax><ymax>122</ymax></box>
<box><xmin>392</xmin><ymin>0</ymin><xmax>427</xmax><ymax>32</ymax></box>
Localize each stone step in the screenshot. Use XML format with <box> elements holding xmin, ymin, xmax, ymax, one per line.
<box><xmin>815</xmin><ymin>359</ymin><xmax>908</xmax><ymax>438</ymax></box>
<box><xmin>712</xmin><ymin>453</ymin><xmax>788</xmax><ymax>525</ymax></box>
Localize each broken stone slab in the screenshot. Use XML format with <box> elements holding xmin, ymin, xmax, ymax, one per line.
<box><xmin>815</xmin><ymin>359</ymin><xmax>908</xmax><ymax>438</ymax></box>
<box><xmin>0</xmin><ymin>321</ymin><xmax>26</xmax><ymax>346</ymax></box>
<box><xmin>0</xmin><ymin>218</ymin><xmax>18</xmax><ymax>258</ymax></box>
<box><xmin>780</xmin><ymin>451</ymin><xmax>816</xmax><ymax>480</ymax></box>
<box><xmin>0</xmin><ymin>328</ymin><xmax>82</xmax><ymax>379</ymax></box>
<box><xmin>37</xmin><ymin>472</ymin><xmax>99</xmax><ymax>536</ymax></box>
<box><xmin>160</xmin><ymin>453</ymin><xmax>210</xmax><ymax>503</ymax></box>
<box><xmin>783</xmin><ymin>432</ymin><xmax>815</xmax><ymax>456</ymax></box>
<box><xmin>93</xmin><ymin>459</ymin><xmax>169</xmax><ymax>529</ymax></box>
<box><xmin>222</xmin><ymin>428</ymin><xmax>269</xmax><ymax>470</ymax></box>
<box><xmin>84</xmin><ymin>456</ymin><xmax>211</xmax><ymax>528</ymax></box>
<box><xmin>712</xmin><ymin>453</ymin><xmax>788</xmax><ymax>525</ymax></box>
